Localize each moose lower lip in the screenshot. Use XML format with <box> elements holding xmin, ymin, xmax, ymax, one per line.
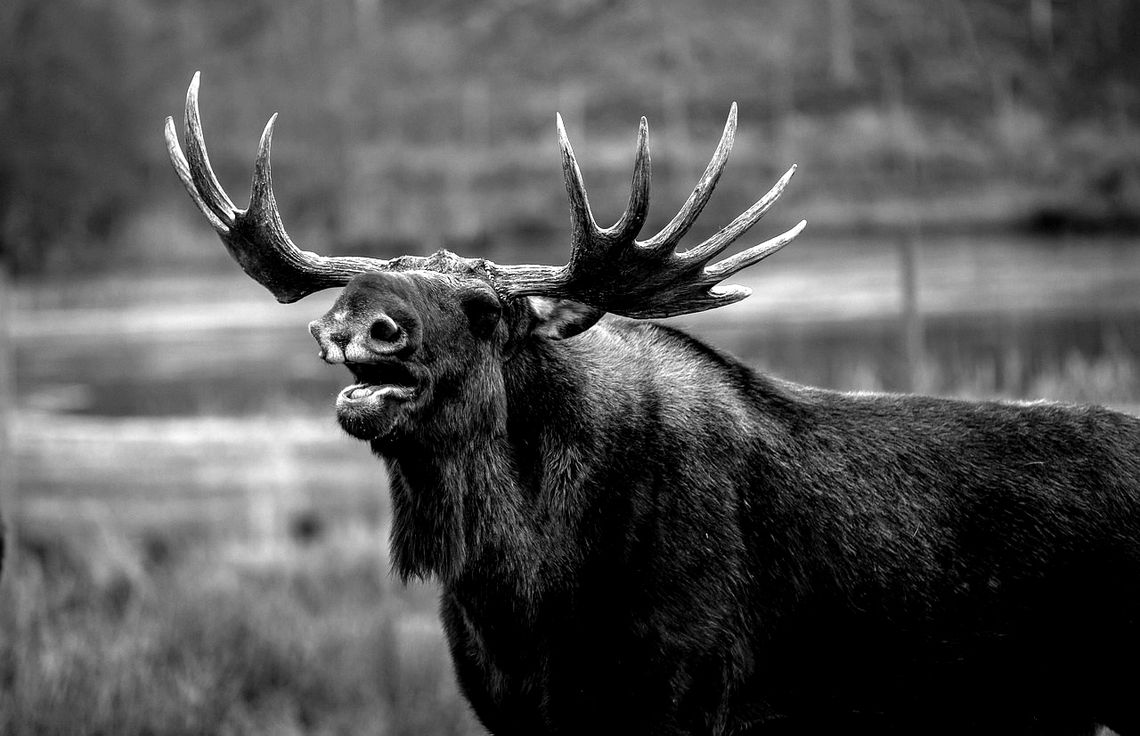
<box><xmin>338</xmin><ymin>383</ymin><xmax>416</xmax><ymax>402</ymax></box>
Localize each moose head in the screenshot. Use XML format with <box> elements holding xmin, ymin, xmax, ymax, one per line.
<box><xmin>165</xmin><ymin>72</ymin><xmax>804</xmax><ymax>449</ymax></box>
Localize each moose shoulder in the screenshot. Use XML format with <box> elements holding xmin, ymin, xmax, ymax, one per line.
<box><xmin>167</xmin><ymin>73</ymin><xmax>1140</xmax><ymax>736</ymax></box>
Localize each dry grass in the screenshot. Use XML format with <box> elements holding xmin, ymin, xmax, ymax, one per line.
<box><xmin>0</xmin><ymin>520</ymin><xmax>483</xmax><ymax>736</ymax></box>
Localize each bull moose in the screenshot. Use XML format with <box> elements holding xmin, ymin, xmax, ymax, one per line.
<box><xmin>166</xmin><ymin>73</ymin><xmax>1140</xmax><ymax>735</ymax></box>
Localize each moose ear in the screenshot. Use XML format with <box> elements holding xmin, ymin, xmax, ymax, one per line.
<box><xmin>461</xmin><ymin>287</ymin><xmax>503</xmax><ymax>338</ymax></box>
<box><xmin>527</xmin><ymin>297</ymin><xmax>603</xmax><ymax>340</ymax></box>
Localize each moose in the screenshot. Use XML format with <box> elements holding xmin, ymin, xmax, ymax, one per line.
<box><xmin>167</xmin><ymin>74</ymin><xmax>1140</xmax><ymax>735</ymax></box>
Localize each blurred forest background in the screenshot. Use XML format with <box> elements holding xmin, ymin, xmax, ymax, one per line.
<box><xmin>2</xmin><ymin>0</ymin><xmax>1140</xmax><ymax>734</ymax></box>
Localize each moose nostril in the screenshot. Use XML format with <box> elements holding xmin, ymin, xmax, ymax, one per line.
<box><xmin>369</xmin><ymin>315</ymin><xmax>401</xmax><ymax>342</ymax></box>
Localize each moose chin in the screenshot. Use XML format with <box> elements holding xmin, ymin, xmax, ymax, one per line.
<box><xmin>167</xmin><ymin>72</ymin><xmax>1140</xmax><ymax>736</ymax></box>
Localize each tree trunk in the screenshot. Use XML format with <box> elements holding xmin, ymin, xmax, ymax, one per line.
<box><xmin>1030</xmin><ymin>0</ymin><xmax>1053</xmax><ymax>55</ymax></box>
<box><xmin>0</xmin><ymin>260</ymin><xmax>16</xmax><ymax>572</ymax></box>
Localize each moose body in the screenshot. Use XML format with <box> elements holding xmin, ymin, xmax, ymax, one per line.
<box><xmin>362</xmin><ymin>298</ymin><xmax>1140</xmax><ymax>735</ymax></box>
<box><xmin>167</xmin><ymin>74</ymin><xmax>1140</xmax><ymax>735</ymax></box>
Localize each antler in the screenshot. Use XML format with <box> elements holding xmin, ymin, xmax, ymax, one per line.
<box><xmin>164</xmin><ymin>72</ymin><xmax>394</xmax><ymax>303</ymax></box>
<box><xmin>166</xmin><ymin>74</ymin><xmax>803</xmax><ymax>317</ymax></box>
<box><xmin>491</xmin><ymin>103</ymin><xmax>805</xmax><ymax>319</ymax></box>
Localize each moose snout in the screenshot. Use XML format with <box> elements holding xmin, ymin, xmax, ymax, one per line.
<box><xmin>309</xmin><ymin>312</ymin><xmax>409</xmax><ymax>364</ymax></box>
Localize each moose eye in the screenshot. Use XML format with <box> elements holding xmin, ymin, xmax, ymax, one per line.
<box><xmin>369</xmin><ymin>316</ymin><xmax>401</xmax><ymax>342</ymax></box>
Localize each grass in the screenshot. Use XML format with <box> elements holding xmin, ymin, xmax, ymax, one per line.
<box><xmin>4</xmin><ymin>410</ymin><xmax>483</xmax><ymax>734</ymax></box>
<box><xmin>0</xmin><ymin>519</ymin><xmax>483</xmax><ymax>736</ymax></box>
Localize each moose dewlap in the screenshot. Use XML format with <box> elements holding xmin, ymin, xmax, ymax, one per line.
<box><xmin>167</xmin><ymin>73</ymin><xmax>1140</xmax><ymax>736</ymax></box>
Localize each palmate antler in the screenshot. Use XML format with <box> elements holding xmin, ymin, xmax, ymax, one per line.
<box><xmin>166</xmin><ymin>73</ymin><xmax>805</xmax><ymax>318</ymax></box>
<box><xmin>498</xmin><ymin>108</ymin><xmax>805</xmax><ymax>318</ymax></box>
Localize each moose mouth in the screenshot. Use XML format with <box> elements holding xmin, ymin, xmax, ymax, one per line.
<box><xmin>335</xmin><ymin>361</ymin><xmax>423</xmax><ymax>440</ymax></box>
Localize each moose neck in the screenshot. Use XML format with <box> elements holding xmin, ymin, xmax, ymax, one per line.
<box><xmin>374</xmin><ymin>355</ymin><xmax>548</xmax><ymax>590</ymax></box>
<box><xmin>382</xmin><ymin>437</ymin><xmax>543</xmax><ymax>587</ymax></box>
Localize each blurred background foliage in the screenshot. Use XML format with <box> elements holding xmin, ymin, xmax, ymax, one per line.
<box><xmin>3</xmin><ymin>1</ymin><xmax>1140</xmax><ymax>734</ymax></box>
<box><xmin>2</xmin><ymin>0</ymin><xmax>1139</xmax><ymax>274</ymax></box>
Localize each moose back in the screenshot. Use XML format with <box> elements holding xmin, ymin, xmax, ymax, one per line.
<box><xmin>167</xmin><ymin>74</ymin><xmax>1140</xmax><ymax>736</ymax></box>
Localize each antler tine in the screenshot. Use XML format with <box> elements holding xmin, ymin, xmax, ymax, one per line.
<box><xmin>184</xmin><ymin>72</ymin><xmax>237</xmax><ymax>221</ymax></box>
<box><xmin>166</xmin><ymin>73</ymin><xmax>394</xmax><ymax>303</ymax></box>
<box><xmin>641</xmin><ymin>103</ymin><xmax>737</xmax><ymax>253</ymax></box>
<box><xmin>703</xmin><ymin>219</ymin><xmax>807</xmax><ymax>285</ymax></box>
<box><xmin>231</xmin><ymin>111</ymin><xmax>328</xmax><ymax>288</ymax></box>
<box><xmin>556</xmin><ymin>113</ymin><xmax>600</xmax><ymax>249</ymax></box>
<box><xmin>604</xmin><ymin>116</ymin><xmax>651</xmax><ymax>244</ymax></box>
<box><xmin>248</xmin><ymin>113</ymin><xmax>279</xmax><ymax>216</ymax></box>
<box><xmin>165</xmin><ymin>115</ymin><xmax>230</xmax><ymax>234</ymax></box>
<box><xmin>682</xmin><ymin>164</ymin><xmax>797</xmax><ymax>266</ymax></box>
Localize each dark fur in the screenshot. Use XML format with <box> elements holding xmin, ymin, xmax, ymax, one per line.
<box><xmin>318</xmin><ymin>269</ymin><xmax>1140</xmax><ymax>736</ymax></box>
